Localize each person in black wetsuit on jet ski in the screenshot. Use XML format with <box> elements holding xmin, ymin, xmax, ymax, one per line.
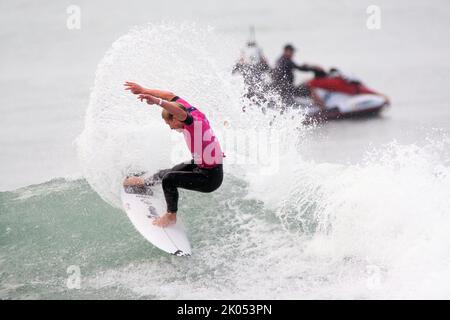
<box><xmin>271</xmin><ymin>44</ymin><xmax>326</xmax><ymax>105</ymax></box>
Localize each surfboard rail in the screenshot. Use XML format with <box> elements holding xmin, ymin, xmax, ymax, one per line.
<box><xmin>121</xmin><ymin>181</ymin><xmax>192</xmax><ymax>256</ymax></box>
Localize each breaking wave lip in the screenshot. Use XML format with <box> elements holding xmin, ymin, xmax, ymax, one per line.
<box><xmin>75</xmin><ymin>21</ymin><xmax>308</xmax><ymax>209</ymax></box>
<box><xmin>76</xmin><ymin>22</ymin><xmax>240</xmax><ymax>208</ymax></box>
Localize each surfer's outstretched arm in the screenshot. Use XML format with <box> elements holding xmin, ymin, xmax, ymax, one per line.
<box><xmin>138</xmin><ymin>94</ymin><xmax>188</xmax><ymax>122</ymax></box>
<box><xmin>124</xmin><ymin>81</ymin><xmax>176</xmax><ymax>101</ymax></box>
<box><xmin>142</xmin><ymin>88</ymin><xmax>176</xmax><ymax>101</ymax></box>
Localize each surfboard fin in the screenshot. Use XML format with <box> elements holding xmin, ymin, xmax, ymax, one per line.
<box><xmin>173</xmin><ymin>250</ymin><xmax>191</xmax><ymax>257</ymax></box>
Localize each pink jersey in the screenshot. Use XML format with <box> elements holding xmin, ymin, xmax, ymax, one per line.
<box><xmin>175</xmin><ymin>97</ymin><xmax>223</xmax><ymax>168</ymax></box>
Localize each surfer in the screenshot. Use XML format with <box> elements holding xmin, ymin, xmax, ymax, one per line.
<box><xmin>123</xmin><ymin>82</ymin><xmax>224</xmax><ymax>228</ymax></box>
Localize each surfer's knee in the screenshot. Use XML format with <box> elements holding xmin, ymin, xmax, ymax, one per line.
<box><xmin>162</xmin><ymin>172</ymin><xmax>177</xmax><ymax>188</ymax></box>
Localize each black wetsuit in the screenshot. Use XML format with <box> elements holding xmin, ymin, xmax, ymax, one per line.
<box><xmin>271</xmin><ymin>56</ymin><xmax>326</xmax><ymax>103</ymax></box>
<box><xmin>144</xmin><ymin>105</ymin><xmax>223</xmax><ymax>213</ymax></box>
<box><xmin>146</xmin><ymin>161</ymin><xmax>223</xmax><ymax>213</ymax></box>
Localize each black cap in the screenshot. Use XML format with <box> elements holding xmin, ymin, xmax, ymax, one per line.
<box><xmin>284</xmin><ymin>44</ymin><xmax>295</xmax><ymax>51</ymax></box>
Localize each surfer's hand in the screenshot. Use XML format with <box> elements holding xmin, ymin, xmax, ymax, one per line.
<box><xmin>138</xmin><ymin>94</ymin><xmax>159</xmax><ymax>105</ymax></box>
<box><xmin>124</xmin><ymin>81</ymin><xmax>145</xmax><ymax>95</ymax></box>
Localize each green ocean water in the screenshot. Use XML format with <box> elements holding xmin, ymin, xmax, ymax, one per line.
<box><xmin>0</xmin><ymin>176</ymin><xmax>281</xmax><ymax>299</ymax></box>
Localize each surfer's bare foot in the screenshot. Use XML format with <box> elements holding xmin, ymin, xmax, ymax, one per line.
<box><xmin>123</xmin><ymin>176</ymin><xmax>145</xmax><ymax>186</ymax></box>
<box><xmin>152</xmin><ymin>212</ymin><xmax>177</xmax><ymax>228</ymax></box>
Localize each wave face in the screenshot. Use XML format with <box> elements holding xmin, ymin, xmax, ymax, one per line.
<box><xmin>2</xmin><ymin>23</ymin><xmax>450</xmax><ymax>299</ymax></box>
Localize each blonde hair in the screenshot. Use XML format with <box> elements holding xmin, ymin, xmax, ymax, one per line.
<box><xmin>161</xmin><ymin>104</ymin><xmax>187</xmax><ymax>121</ymax></box>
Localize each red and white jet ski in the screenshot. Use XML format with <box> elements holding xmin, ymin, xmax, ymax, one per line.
<box><xmin>296</xmin><ymin>69</ymin><xmax>390</xmax><ymax>123</ymax></box>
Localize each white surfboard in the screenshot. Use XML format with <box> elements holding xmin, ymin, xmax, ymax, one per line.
<box><xmin>120</xmin><ymin>179</ymin><xmax>192</xmax><ymax>256</ymax></box>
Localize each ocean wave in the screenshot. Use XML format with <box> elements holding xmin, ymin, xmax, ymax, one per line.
<box><xmin>3</xmin><ymin>22</ymin><xmax>450</xmax><ymax>299</ymax></box>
